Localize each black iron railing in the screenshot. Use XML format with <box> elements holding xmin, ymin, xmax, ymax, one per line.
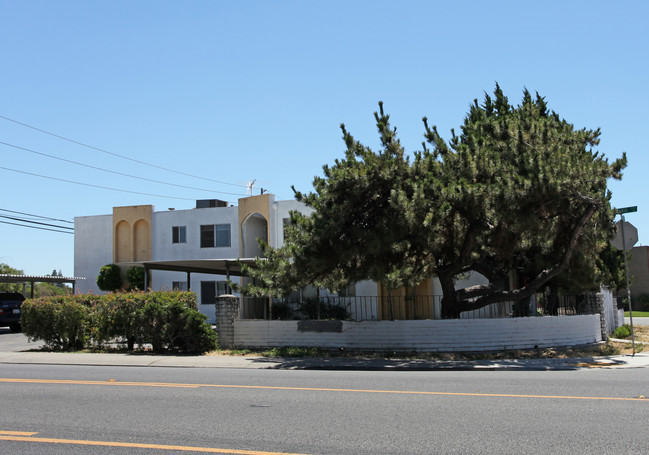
<box><xmin>238</xmin><ymin>293</ymin><xmax>599</xmax><ymax>321</ymax></box>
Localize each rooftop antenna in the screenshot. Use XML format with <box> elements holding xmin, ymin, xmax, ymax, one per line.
<box><xmin>246</xmin><ymin>179</ymin><xmax>256</xmax><ymax>196</ymax></box>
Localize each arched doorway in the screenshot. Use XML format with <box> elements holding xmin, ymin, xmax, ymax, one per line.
<box><xmin>240</xmin><ymin>213</ymin><xmax>268</xmax><ymax>258</ymax></box>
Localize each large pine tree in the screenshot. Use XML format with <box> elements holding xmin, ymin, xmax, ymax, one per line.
<box><xmin>242</xmin><ymin>85</ymin><xmax>626</xmax><ymax>318</ymax></box>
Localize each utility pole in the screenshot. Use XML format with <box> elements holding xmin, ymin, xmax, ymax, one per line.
<box><xmin>613</xmin><ymin>206</ymin><xmax>638</xmax><ymax>355</ymax></box>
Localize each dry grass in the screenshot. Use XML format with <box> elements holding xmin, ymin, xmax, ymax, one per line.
<box><xmin>609</xmin><ymin>325</ymin><xmax>649</xmax><ymax>355</ymax></box>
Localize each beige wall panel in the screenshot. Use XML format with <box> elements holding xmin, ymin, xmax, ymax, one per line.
<box><xmin>113</xmin><ymin>205</ymin><xmax>153</xmax><ymax>264</ymax></box>
<box><xmin>115</xmin><ymin>220</ymin><xmax>131</xmax><ymax>263</ymax></box>
<box><xmin>134</xmin><ymin>219</ymin><xmax>151</xmax><ymax>261</ymax></box>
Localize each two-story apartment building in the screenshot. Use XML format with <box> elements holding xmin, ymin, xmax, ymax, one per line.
<box><xmin>74</xmin><ymin>193</ymin><xmax>488</xmax><ymax>322</ymax></box>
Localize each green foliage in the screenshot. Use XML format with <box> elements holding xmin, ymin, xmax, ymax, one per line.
<box><xmin>612</xmin><ymin>324</ymin><xmax>631</xmax><ymax>339</ymax></box>
<box><xmin>241</xmin><ymin>85</ymin><xmax>626</xmax><ymax>318</ymax></box>
<box><xmin>125</xmin><ymin>266</ymin><xmax>146</xmax><ymax>291</ymax></box>
<box><xmin>20</xmin><ymin>291</ymin><xmax>217</xmax><ymax>354</ymax></box>
<box><xmin>141</xmin><ymin>298</ymin><xmax>217</xmax><ymax>354</ymax></box>
<box><xmin>0</xmin><ymin>263</ymin><xmax>24</xmax><ymax>292</ymax></box>
<box><xmin>21</xmin><ymin>296</ymin><xmax>90</xmax><ymax>350</ymax></box>
<box><xmin>96</xmin><ymin>264</ymin><xmax>123</xmax><ymax>292</ymax></box>
<box><xmin>34</xmin><ymin>282</ymin><xmax>72</xmax><ymax>297</ymax></box>
<box><xmin>88</xmin><ymin>293</ymin><xmax>143</xmax><ymax>350</ymax></box>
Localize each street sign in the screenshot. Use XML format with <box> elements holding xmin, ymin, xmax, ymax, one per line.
<box><xmin>611</xmin><ymin>220</ymin><xmax>638</xmax><ymax>251</ymax></box>
<box><xmin>615</xmin><ymin>206</ymin><xmax>638</xmax><ymax>214</ymax></box>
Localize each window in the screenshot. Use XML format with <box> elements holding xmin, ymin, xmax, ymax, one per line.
<box><xmin>201</xmin><ymin>281</ymin><xmax>216</xmax><ymax>305</ymax></box>
<box><xmin>200</xmin><ymin>281</ymin><xmax>229</xmax><ymax>306</ymax></box>
<box><xmin>172</xmin><ymin>226</ymin><xmax>186</xmax><ymax>243</ymax></box>
<box><xmin>215</xmin><ymin>224</ymin><xmax>230</xmax><ymax>247</ymax></box>
<box><xmin>172</xmin><ymin>281</ymin><xmax>187</xmax><ymax>291</ymax></box>
<box><xmin>200</xmin><ymin>224</ymin><xmax>231</xmax><ymax>248</ymax></box>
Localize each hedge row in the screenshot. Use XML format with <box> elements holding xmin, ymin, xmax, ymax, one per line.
<box><xmin>20</xmin><ymin>290</ymin><xmax>217</xmax><ymax>354</ymax></box>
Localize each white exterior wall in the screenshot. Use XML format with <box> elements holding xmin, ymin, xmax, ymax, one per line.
<box><xmin>152</xmin><ymin>206</ymin><xmax>239</xmax><ymax>320</ymax></box>
<box><xmin>271</xmin><ymin>200</ymin><xmax>314</xmax><ymax>248</ymax></box>
<box><xmin>234</xmin><ymin>315</ymin><xmax>602</xmax><ymax>351</ymax></box>
<box><xmin>152</xmin><ymin>206</ymin><xmax>239</xmax><ymax>262</ymax></box>
<box><xmin>74</xmin><ymin>214</ymin><xmax>113</xmax><ymax>294</ymax></box>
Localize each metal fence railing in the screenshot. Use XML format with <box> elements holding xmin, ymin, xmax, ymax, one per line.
<box><xmin>238</xmin><ymin>293</ymin><xmax>599</xmax><ymax>321</ymax></box>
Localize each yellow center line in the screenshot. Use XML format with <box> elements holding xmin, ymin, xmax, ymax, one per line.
<box><xmin>0</xmin><ymin>434</ymin><xmax>310</xmax><ymax>454</ymax></box>
<box><xmin>0</xmin><ymin>377</ymin><xmax>647</xmax><ymax>402</ymax></box>
<box><xmin>0</xmin><ymin>431</ymin><xmax>38</xmax><ymax>436</ymax></box>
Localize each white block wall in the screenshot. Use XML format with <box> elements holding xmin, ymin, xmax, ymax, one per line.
<box><xmin>234</xmin><ymin>315</ymin><xmax>602</xmax><ymax>352</ymax></box>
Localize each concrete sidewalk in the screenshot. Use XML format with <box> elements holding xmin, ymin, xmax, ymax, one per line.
<box><xmin>1</xmin><ymin>334</ymin><xmax>648</xmax><ymax>371</ymax></box>
<box><xmin>0</xmin><ymin>350</ymin><xmax>648</xmax><ymax>370</ymax></box>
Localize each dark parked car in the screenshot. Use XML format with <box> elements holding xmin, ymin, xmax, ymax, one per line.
<box><xmin>0</xmin><ymin>292</ymin><xmax>25</xmax><ymax>332</ymax></box>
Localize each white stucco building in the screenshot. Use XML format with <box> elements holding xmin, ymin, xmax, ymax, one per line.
<box><xmin>75</xmin><ymin>194</ymin><xmax>321</xmax><ymax>321</ymax></box>
<box><xmin>74</xmin><ymin>193</ymin><xmax>490</xmax><ymax>323</ymax></box>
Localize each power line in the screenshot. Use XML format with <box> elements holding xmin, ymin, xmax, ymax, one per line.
<box><xmin>0</xmin><ymin>141</ymin><xmax>248</xmax><ymax>197</ymax></box>
<box><xmin>0</xmin><ymin>214</ymin><xmax>74</xmax><ymax>231</ymax></box>
<box><xmin>0</xmin><ymin>220</ymin><xmax>73</xmax><ymax>234</ymax></box>
<box><xmin>0</xmin><ymin>208</ymin><xmax>73</xmax><ymax>224</ymax></box>
<box><xmin>0</xmin><ymin>166</ymin><xmax>199</xmax><ymax>201</ymax></box>
<box><xmin>0</xmin><ymin>114</ymin><xmax>248</xmax><ymax>188</ymax></box>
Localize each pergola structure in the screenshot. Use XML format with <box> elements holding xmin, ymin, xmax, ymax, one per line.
<box><xmin>0</xmin><ymin>274</ymin><xmax>86</xmax><ymax>298</ymax></box>
<box><xmin>132</xmin><ymin>258</ymin><xmax>260</xmax><ymax>291</ymax></box>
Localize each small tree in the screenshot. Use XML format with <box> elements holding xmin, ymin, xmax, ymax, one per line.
<box><xmin>96</xmin><ymin>264</ymin><xmax>122</xmax><ymax>292</ymax></box>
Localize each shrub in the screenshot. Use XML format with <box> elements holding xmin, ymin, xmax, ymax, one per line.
<box><xmin>125</xmin><ymin>266</ymin><xmax>146</xmax><ymax>291</ymax></box>
<box><xmin>21</xmin><ymin>296</ymin><xmax>90</xmax><ymax>350</ymax></box>
<box><xmin>89</xmin><ymin>293</ymin><xmax>146</xmax><ymax>350</ymax></box>
<box><xmin>20</xmin><ymin>290</ymin><xmax>217</xmax><ymax>354</ymax></box>
<box><xmin>612</xmin><ymin>324</ymin><xmax>631</xmax><ymax>339</ymax></box>
<box><xmin>97</xmin><ymin>264</ymin><xmax>123</xmax><ymax>292</ymax></box>
<box><xmin>140</xmin><ymin>292</ymin><xmax>217</xmax><ymax>354</ymax></box>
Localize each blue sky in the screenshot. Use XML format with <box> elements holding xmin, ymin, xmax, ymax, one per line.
<box><xmin>1</xmin><ymin>0</ymin><xmax>647</xmax><ymax>278</ymax></box>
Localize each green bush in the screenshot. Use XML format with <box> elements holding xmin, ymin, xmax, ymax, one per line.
<box><xmin>96</xmin><ymin>264</ymin><xmax>123</xmax><ymax>292</ymax></box>
<box><xmin>612</xmin><ymin>324</ymin><xmax>631</xmax><ymax>339</ymax></box>
<box><xmin>20</xmin><ymin>290</ymin><xmax>217</xmax><ymax>354</ymax></box>
<box><xmin>89</xmin><ymin>293</ymin><xmax>145</xmax><ymax>350</ymax></box>
<box><xmin>125</xmin><ymin>266</ymin><xmax>146</xmax><ymax>291</ymax></box>
<box><xmin>21</xmin><ymin>296</ymin><xmax>90</xmax><ymax>350</ymax></box>
<box><xmin>140</xmin><ymin>292</ymin><xmax>217</xmax><ymax>354</ymax></box>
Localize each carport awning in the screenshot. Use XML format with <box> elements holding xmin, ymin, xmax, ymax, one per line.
<box><xmin>0</xmin><ymin>274</ymin><xmax>85</xmax><ymax>297</ymax></box>
<box><xmin>131</xmin><ymin>258</ymin><xmax>260</xmax><ymax>277</ymax></box>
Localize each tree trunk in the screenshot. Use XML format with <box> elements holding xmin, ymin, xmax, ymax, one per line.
<box><xmin>439</xmin><ymin>274</ymin><xmax>460</xmax><ymax>319</ymax></box>
<box><xmin>546</xmin><ymin>283</ymin><xmax>559</xmax><ymax>316</ymax></box>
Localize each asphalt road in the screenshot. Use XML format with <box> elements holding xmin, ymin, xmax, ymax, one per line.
<box><xmin>1</xmin><ymin>363</ymin><xmax>648</xmax><ymax>454</ymax></box>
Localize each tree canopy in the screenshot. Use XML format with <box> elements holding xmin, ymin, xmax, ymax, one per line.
<box><xmin>242</xmin><ymin>85</ymin><xmax>626</xmax><ymax>318</ymax></box>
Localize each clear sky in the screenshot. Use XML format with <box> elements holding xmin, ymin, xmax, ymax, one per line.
<box><xmin>1</xmin><ymin>0</ymin><xmax>647</xmax><ymax>279</ymax></box>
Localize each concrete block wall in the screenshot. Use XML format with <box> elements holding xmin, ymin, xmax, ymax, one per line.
<box><xmin>233</xmin><ymin>315</ymin><xmax>602</xmax><ymax>352</ymax></box>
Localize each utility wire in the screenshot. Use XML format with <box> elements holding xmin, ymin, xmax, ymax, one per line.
<box><xmin>0</xmin><ymin>114</ymin><xmax>248</xmax><ymax>188</ymax></box>
<box><xmin>0</xmin><ymin>166</ymin><xmax>199</xmax><ymax>201</ymax></box>
<box><xmin>0</xmin><ymin>214</ymin><xmax>74</xmax><ymax>231</ymax></box>
<box><xmin>0</xmin><ymin>208</ymin><xmax>73</xmax><ymax>224</ymax></box>
<box><xmin>0</xmin><ymin>219</ymin><xmax>73</xmax><ymax>234</ymax></box>
<box><xmin>0</xmin><ymin>141</ymin><xmax>248</xmax><ymax>197</ymax></box>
